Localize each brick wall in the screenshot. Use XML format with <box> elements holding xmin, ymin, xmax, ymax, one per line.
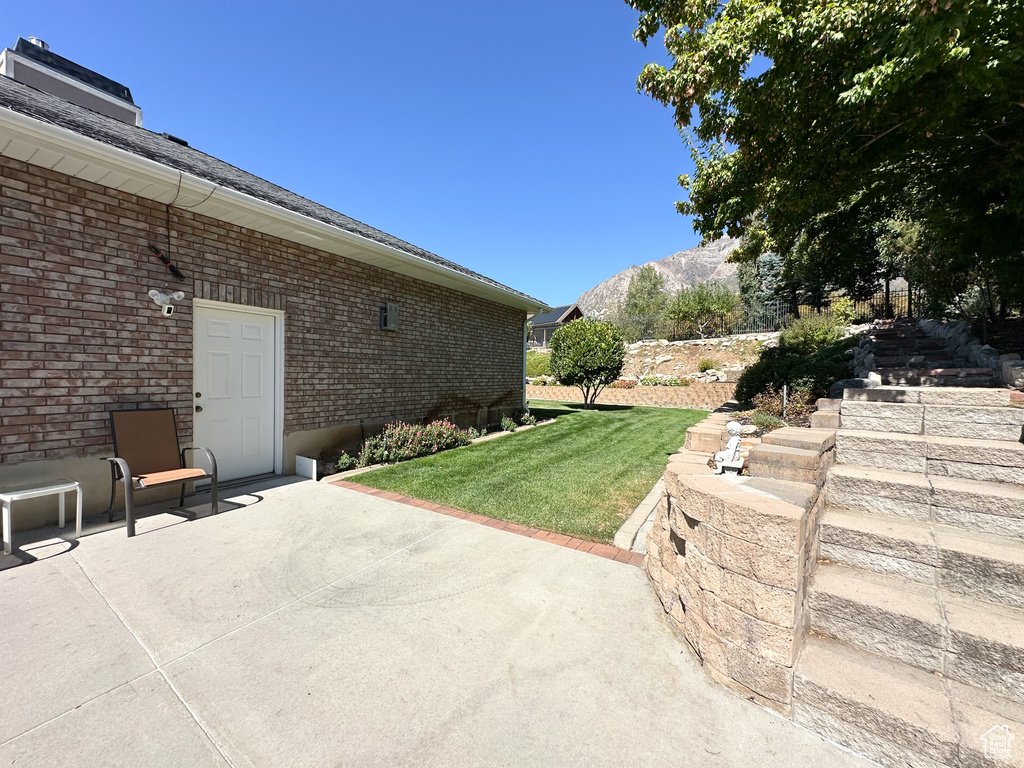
<box><xmin>526</xmin><ymin>383</ymin><xmax>736</xmax><ymax>412</ymax></box>
<box><xmin>0</xmin><ymin>154</ymin><xmax>526</xmax><ymax>465</ymax></box>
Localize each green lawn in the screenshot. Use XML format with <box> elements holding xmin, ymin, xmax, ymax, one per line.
<box><xmin>349</xmin><ymin>400</ymin><xmax>706</xmax><ymax>543</ymax></box>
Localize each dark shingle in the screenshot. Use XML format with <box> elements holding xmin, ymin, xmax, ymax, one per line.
<box><xmin>0</xmin><ymin>76</ymin><xmax>543</xmax><ymax>306</ymax></box>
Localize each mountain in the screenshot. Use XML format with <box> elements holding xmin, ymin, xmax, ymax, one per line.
<box><xmin>577</xmin><ymin>237</ymin><xmax>741</xmax><ymax>318</ymax></box>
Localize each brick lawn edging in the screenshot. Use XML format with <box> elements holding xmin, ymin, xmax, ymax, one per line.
<box><xmin>329</xmin><ymin>480</ymin><xmax>644</xmax><ymax>567</ymax></box>
<box><xmin>526</xmin><ymin>383</ymin><xmax>736</xmax><ymax>411</ymax></box>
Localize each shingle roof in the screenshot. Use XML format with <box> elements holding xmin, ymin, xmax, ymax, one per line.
<box><xmin>530</xmin><ymin>304</ymin><xmax>580</xmax><ymax>326</ymax></box>
<box><xmin>0</xmin><ymin>76</ymin><xmax>544</xmax><ymax>307</ymax></box>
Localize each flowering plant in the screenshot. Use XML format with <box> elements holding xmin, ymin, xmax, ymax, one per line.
<box><xmin>357</xmin><ymin>419</ymin><xmax>472</xmax><ymax>467</ymax></box>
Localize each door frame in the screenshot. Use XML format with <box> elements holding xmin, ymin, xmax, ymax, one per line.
<box><xmin>193</xmin><ymin>298</ymin><xmax>285</xmax><ymax>476</ymax></box>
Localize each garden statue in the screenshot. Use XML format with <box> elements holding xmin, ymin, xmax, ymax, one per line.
<box><xmin>712</xmin><ymin>421</ymin><xmax>744</xmax><ymax>474</ymax></box>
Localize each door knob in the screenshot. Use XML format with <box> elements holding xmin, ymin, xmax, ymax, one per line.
<box><xmin>195</xmin><ymin>405</ymin><xmax>203</xmax><ymax>413</ymax></box>
<box><xmin>195</xmin><ymin>392</ymin><xmax>202</xmax><ymax>398</ymax></box>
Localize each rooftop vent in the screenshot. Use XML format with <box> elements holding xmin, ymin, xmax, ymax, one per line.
<box><xmin>0</xmin><ymin>37</ymin><xmax>142</xmax><ymax>126</ymax></box>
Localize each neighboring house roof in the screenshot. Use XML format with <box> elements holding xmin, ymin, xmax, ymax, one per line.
<box><xmin>0</xmin><ymin>76</ymin><xmax>548</xmax><ymax>313</ymax></box>
<box><xmin>530</xmin><ymin>304</ymin><xmax>582</xmax><ymax>326</ymax></box>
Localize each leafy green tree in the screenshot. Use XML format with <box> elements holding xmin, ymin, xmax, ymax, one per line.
<box><xmin>626</xmin><ymin>0</ymin><xmax>1024</xmax><ymax>315</ymax></box>
<box><xmin>665</xmin><ymin>281</ymin><xmax>737</xmax><ymax>338</ymax></box>
<box><xmin>623</xmin><ymin>265</ymin><xmax>669</xmax><ymax>339</ymax></box>
<box><xmin>549</xmin><ymin>319</ymin><xmax>626</xmax><ymax>408</ymax></box>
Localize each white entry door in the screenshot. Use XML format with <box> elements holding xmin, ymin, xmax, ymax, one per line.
<box><xmin>193</xmin><ymin>304</ymin><xmax>278</xmax><ymax>482</ymax></box>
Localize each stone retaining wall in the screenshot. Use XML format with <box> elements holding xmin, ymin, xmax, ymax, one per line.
<box><xmin>645</xmin><ymin>415</ymin><xmax>832</xmax><ymax>714</ymax></box>
<box><xmin>526</xmin><ymin>383</ymin><xmax>736</xmax><ymax>411</ymax></box>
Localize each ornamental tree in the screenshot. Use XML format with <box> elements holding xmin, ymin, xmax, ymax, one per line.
<box><xmin>624</xmin><ymin>265</ymin><xmax>669</xmax><ymax>339</ymax></box>
<box><xmin>665</xmin><ymin>281</ymin><xmax>737</xmax><ymax>338</ymax></box>
<box><xmin>549</xmin><ymin>319</ymin><xmax>626</xmax><ymax>408</ymax></box>
<box><xmin>626</xmin><ymin>0</ymin><xmax>1024</xmax><ymax>316</ymax></box>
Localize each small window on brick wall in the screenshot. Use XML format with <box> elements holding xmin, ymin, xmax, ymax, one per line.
<box><xmin>379</xmin><ymin>302</ymin><xmax>399</xmax><ymax>331</ymax></box>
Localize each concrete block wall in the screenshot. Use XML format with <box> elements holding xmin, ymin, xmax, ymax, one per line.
<box><xmin>526</xmin><ymin>383</ymin><xmax>736</xmax><ymax>412</ymax></box>
<box><xmin>645</xmin><ymin>416</ymin><xmax>833</xmax><ymax>715</ymax></box>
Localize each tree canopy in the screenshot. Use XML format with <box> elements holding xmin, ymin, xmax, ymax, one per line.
<box><xmin>626</xmin><ymin>0</ymin><xmax>1024</xmax><ymax>316</ymax></box>
<box><xmin>665</xmin><ymin>281</ymin><xmax>737</xmax><ymax>338</ymax></box>
<box><xmin>550</xmin><ymin>319</ymin><xmax>626</xmax><ymax>407</ymax></box>
<box><xmin>623</xmin><ymin>265</ymin><xmax>669</xmax><ymax>339</ymax></box>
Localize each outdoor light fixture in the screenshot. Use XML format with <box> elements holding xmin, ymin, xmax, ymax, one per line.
<box><xmin>149</xmin><ymin>288</ymin><xmax>185</xmax><ymax>317</ymax></box>
<box><xmin>379</xmin><ymin>302</ymin><xmax>399</xmax><ymax>331</ymax></box>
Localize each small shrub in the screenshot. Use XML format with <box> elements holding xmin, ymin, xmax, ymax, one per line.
<box><xmin>750</xmin><ymin>412</ymin><xmax>786</xmax><ymax>431</ymax></box>
<box><xmin>734</xmin><ymin>334</ymin><xmax>858</xmax><ymax>407</ymax></box>
<box><xmin>698</xmin><ymin>358</ymin><xmax>716</xmax><ymax>373</ymax></box>
<box><xmin>778</xmin><ymin>313</ymin><xmax>846</xmax><ymax>355</ymax></box>
<box><xmin>751</xmin><ymin>387</ymin><xmax>814</xmax><ymax>418</ymax></box>
<box><xmin>466</xmin><ymin>427</ymin><xmax>480</xmax><ymax>439</ymax></box>
<box><xmin>638</xmin><ymin>375</ymin><xmax>690</xmax><ymax>386</ymax></box>
<box><xmin>357</xmin><ymin>419</ymin><xmax>471</xmax><ymax>467</ymax></box>
<box><xmin>526</xmin><ymin>351</ymin><xmax>551</xmax><ymax>377</ymax></box>
<box><xmin>830</xmin><ymin>296</ymin><xmax>855</xmax><ymax>326</ymax></box>
<box><xmin>518</xmin><ymin>412</ymin><xmax>537</xmax><ymax>426</ymax></box>
<box><xmin>501</xmin><ymin>416</ymin><xmax>518</xmax><ymax>433</ymax></box>
<box><xmin>335</xmin><ymin>452</ymin><xmax>356</xmax><ymax>471</ymax></box>
<box><xmin>609</xmin><ymin>379</ymin><xmax>636</xmax><ymax>388</ymax></box>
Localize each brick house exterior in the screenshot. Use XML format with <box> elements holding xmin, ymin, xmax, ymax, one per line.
<box><xmin>0</xmin><ymin>40</ymin><xmax>544</xmax><ymax>527</ymax></box>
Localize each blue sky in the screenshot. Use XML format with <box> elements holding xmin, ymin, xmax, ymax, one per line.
<box><xmin>3</xmin><ymin>2</ymin><xmax>699</xmax><ymax>307</ymax></box>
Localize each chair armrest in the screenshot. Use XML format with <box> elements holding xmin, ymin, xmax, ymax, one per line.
<box><xmin>103</xmin><ymin>456</ymin><xmax>132</xmax><ymax>481</ymax></box>
<box><xmin>181</xmin><ymin>447</ymin><xmax>217</xmax><ymax>477</ymax></box>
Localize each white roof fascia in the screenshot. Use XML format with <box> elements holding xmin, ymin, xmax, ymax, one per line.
<box><xmin>0</xmin><ymin>107</ymin><xmax>546</xmax><ymax>313</ymax></box>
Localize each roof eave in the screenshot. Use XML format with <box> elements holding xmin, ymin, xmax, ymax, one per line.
<box><xmin>0</xmin><ymin>106</ymin><xmax>548</xmax><ymax>313</ymax></box>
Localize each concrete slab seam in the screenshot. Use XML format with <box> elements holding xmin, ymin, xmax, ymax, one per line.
<box><xmin>61</xmin><ymin>549</ymin><xmax>238</xmax><ymax>768</ymax></box>
<box><xmin>329</xmin><ymin>481</ymin><xmax>644</xmax><ymax>567</ymax></box>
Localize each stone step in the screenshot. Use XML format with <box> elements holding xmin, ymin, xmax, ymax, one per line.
<box><xmin>839</xmin><ymin>400</ymin><xmax>1024</xmax><ymax>441</ymax></box>
<box><xmin>794</xmin><ymin>634</ymin><xmax>1024</xmax><ymax>768</ymax></box>
<box><xmin>815</xmin><ymin>398</ymin><xmax>843</xmax><ymax>412</ymax></box>
<box><xmin>879</xmin><ymin>369</ymin><xmax>998</xmax><ymax>388</ymax></box>
<box><xmin>807</xmin><ymin>564</ymin><xmax>1024</xmax><ymax>706</ymax></box>
<box><xmin>747</xmin><ymin>443</ymin><xmax>822</xmax><ymax>486</ymax></box>
<box><xmin>817</xmin><ymin>507</ymin><xmax>1024</xmax><ymax>610</ymax></box>
<box><xmin>684</xmin><ymin>424</ymin><xmax>725</xmax><ymax>453</ymax></box>
<box><xmin>843</xmin><ymin>385</ymin><xmax>1017</xmax><ymax>407</ymax></box>
<box><xmin>836</xmin><ymin>430</ymin><xmax>1024</xmax><ymax>485</ymax></box>
<box><xmin>761</xmin><ymin>427</ymin><xmax>836</xmax><ymax>454</ymax></box>
<box><xmin>827</xmin><ymin>463</ymin><xmax>1024</xmax><ymax>538</ymax></box>
<box><xmin>810</xmin><ymin>410</ymin><xmax>840</xmax><ymax>430</ymax></box>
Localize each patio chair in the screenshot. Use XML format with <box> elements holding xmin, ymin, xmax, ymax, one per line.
<box><xmin>104</xmin><ymin>408</ymin><xmax>218</xmax><ymax>537</ymax></box>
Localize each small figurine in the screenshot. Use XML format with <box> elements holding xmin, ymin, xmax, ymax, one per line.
<box><xmin>712</xmin><ymin>421</ymin><xmax>744</xmax><ymax>474</ymax></box>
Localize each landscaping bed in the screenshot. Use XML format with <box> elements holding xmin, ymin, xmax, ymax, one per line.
<box><xmin>345</xmin><ymin>401</ymin><xmax>706</xmax><ymax>543</ymax></box>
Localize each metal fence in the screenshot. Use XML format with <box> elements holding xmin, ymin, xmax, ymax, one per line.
<box><xmin>729</xmin><ymin>288</ymin><xmax>927</xmax><ymax>335</ymax></box>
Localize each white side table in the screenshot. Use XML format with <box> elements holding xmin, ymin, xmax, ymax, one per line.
<box><xmin>0</xmin><ymin>478</ymin><xmax>83</xmax><ymax>555</ymax></box>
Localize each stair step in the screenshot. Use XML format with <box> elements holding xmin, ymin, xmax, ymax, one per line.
<box><xmin>810</xmin><ymin>410</ymin><xmax>840</xmax><ymax>430</ymax></box>
<box><xmin>747</xmin><ymin>443</ymin><xmax>822</xmax><ymax>484</ymax></box>
<box><xmin>761</xmin><ymin>426</ymin><xmax>835</xmax><ymax>453</ymax></box>
<box><xmin>684</xmin><ymin>424</ymin><xmax>724</xmax><ymax>453</ymax></box>
<box><xmin>839</xmin><ymin>400</ymin><xmax>1024</xmax><ymax>442</ymax></box>
<box><xmin>836</xmin><ymin>430</ymin><xmax>1024</xmax><ymax>484</ymax></box>
<box><xmin>843</xmin><ymin>386</ymin><xmax>1017</xmax><ymax>407</ymax></box>
<box><xmin>808</xmin><ymin>564</ymin><xmax>1024</xmax><ymax>705</ymax></box>
<box><xmin>794</xmin><ymin>634</ymin><xmax>1024</xmax><ymax>768</ymax></box>
<box><xmin>815</xmin><ymin>398</ymin><xmax>843</xmax><ymax>412</ymax></box>
<box><xmin>817</xmin><ymin>507</ymin><xmax>1024</xmax><ymax>610</ymax></box>
<box><xmin>828</xmin><ymin>463</ymin><xmax>1024</xmax><ymax>538</ymax></box>
<box><xmin>748</xmin><ymin>443</ymin><xmax>820</xmax><ymax>469</ymax></box>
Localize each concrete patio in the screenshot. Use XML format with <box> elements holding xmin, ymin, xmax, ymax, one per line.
<box><xmin>0</xmin><ymin>479</ymin><xmax>876</xmax><ymax>767</ymax></box>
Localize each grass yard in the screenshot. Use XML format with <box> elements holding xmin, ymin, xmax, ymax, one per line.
<box><xmin>350</xmin><ymin>400</ymin><xmax>706</xmax><ymax>543</ymax></box>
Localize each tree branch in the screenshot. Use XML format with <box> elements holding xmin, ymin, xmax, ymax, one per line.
<box><xmin>859</xmin><ymin>122</ymin><xmax>905</xmax><ymax>150</ymax></box>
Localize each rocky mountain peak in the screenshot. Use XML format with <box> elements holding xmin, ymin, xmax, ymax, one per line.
<box><xmin>577</xmin><ymin>237</ymin><xmax>740</xmax><ymax>318</ymax></box>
